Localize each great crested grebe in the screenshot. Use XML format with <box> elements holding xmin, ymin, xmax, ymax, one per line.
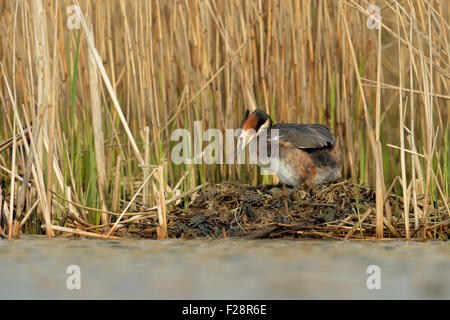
<box><xmin>235</xmin><ymin>109</ymin><xmax>342</xmax><ymax>213</ymax></box>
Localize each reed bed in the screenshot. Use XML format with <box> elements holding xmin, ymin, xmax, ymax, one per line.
<box><xmin>0</xmin><ymin>0</ymin><xmax>448</xmax><ymax>240</ymax></box>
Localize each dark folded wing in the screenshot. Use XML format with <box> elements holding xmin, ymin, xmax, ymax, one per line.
<box><xmin>271</xmin><ymin>123</ymin><xmax>336</xmax><ymax>149</ymax></box>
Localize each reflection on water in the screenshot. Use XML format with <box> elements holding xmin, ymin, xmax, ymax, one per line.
<box><xmin>0</xmin><ymin>239</ymin><xmax>449</xmax><ymax>299</ymax></box>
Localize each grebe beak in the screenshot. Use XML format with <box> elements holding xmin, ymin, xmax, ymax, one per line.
<box><xmin>234</xmin><ymin>129</ymin><xmax>256</xmax><ymax>161</ymax></box>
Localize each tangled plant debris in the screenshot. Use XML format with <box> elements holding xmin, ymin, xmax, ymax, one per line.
<box><xmin>1</xmin><ymin>181</ymin><xmax>448</xmax><ymax>240</ymax></box>
<box><xmin>131</xmin><ymin>182</ymin><xmax>448</xmax><ymax>240</ymax></box>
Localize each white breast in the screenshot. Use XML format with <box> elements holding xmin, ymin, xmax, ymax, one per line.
<box><xmin>258</xmin><ymin>157</ymin><xmax>299</xmax><ymax>186</ymax></box>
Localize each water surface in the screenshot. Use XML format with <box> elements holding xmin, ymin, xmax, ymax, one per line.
<box><xmin>0</xmin><ymin>239</ymin><xmax>448</xmax><ymax>299</ymax></box>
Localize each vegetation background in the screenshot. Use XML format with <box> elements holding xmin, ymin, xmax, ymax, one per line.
<box><xmin>0</xmin><ymin>0</ymin><xmax>448</xmax><ymax>238</ymax></box>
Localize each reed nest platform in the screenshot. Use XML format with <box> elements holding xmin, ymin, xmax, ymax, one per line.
<box><xmin>132</xmin><ymin>182</ymin><xmax>448</xmax><ymax>240</ymax></box>
<box><xmin>3</xmin><ymin>182</ymin><xmax>447</xmax><ymax>240</ymax></box>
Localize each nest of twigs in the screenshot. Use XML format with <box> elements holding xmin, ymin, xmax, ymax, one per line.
<box><xmin>3</xmin><ymin>181</ymin><xmax>447</xmax><ymax>240</ymax></box>
<box><xmin>136</xmin><ymin>181</ymin><xmax>448</xmax><ymax>240</ymax></box>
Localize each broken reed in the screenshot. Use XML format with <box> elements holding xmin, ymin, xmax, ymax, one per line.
<box><xmin>0</xmin><ymin>0</ymin><xmax>448</xmax><ymax>238</ymax></box>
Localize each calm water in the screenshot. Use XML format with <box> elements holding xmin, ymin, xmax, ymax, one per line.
<box><xmin>0</xmin><ymin>239</ymin><xmax>449</xmax><ymax>299</ymax></box>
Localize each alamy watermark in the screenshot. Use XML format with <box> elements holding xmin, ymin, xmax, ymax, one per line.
<box><xmin>66</xmin><ymin>265</ymin><xmax>81</xmax><ymax>290</ymax></box>
<box><xmin>366</xmin><ymin>5</ymin><xmax>382</xmax><ymax>30</ymax></box>
<box><xmin>170</xmin><ymin>121</ymin><xmax>279</xmax><ymax>175</ymax></box>
<box><xmin>366</xmin><ymin>265</ymin><xmax>381</xmax><ymax>290</ymax></box>
<box><xmin>66</xmin><ymin>5</ymin><xmax>81</xmax><ymax>30</ymax></box>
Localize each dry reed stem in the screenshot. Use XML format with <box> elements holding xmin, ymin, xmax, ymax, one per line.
<box><xmin>51</xmin><ymin>190</ymin><xmax>154</xmax><ymax>217</ymax></box>
<box><xmin>396</xmin><ymin>3</ymin><xmax>410</xmax><ymax>238</ymax></box>
<box><xmin>112</xmin><ymin>155</ymin><xmax>121</xmax><ymax>212</ymax></box>
<box><xmin>155</xmin><ymin>165</ymin><xmax>167</xmax><ymax>238</ymax></box>
<box><xmin>73</xmin><ymin>0</ymin><xmax>144</xmax><ymax>165</ymax></box>
<box><xmin>19</xmin><ymin>199</ymin><xmax>39</xmax><ymax>230</ymax></box>
<box><xmin>1</xmin><ymin>63</ymin><xmax>54</xmax><ymax>237</ymax></box>
<box><xmin>88</xmin><ymin>21</ymin><xmax>108</xmax><ymax>224</ymax></box>
<box><xmin>338</xmin><ymin>0</ymin><xmax>385</xmax><ymax>238</ymax></box>
<box><xmin>143</xmin><ymin>126</ymin><xmax>150</xmax><ymax>204</ymax></box>
<box><xmin>8</xmin><ymin>118</ymin><xmax>16</xmax><ymax>239</ymax></box>
<box><xmin>360</xmin><ymin>78</ymin><xmax>450</xmax><ymax>99</ymax></box>
<box><xmin>345</xmin><ymin>208</ymin><xmax>372</xmax><ymax>240</ymax></box>
<box><xmin>49</xmin><ymin>225</ymin><xmax>121</xmax><ymax>240</ymax></box>
<box><xmin>106</xmin><ymin>167</ymin><xmax>157</xmax><ymax>238</ymax></box>
<box><xmin>28</xmin><ymin>0</ymin><xmax>54</xmax><ymax>237</ymax></box>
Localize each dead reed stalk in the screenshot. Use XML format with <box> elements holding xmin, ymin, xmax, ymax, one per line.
<box><xmin>88</xmin><ymin>21</ymin><xmax>108</xmax><ymax>224</ymax></box>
